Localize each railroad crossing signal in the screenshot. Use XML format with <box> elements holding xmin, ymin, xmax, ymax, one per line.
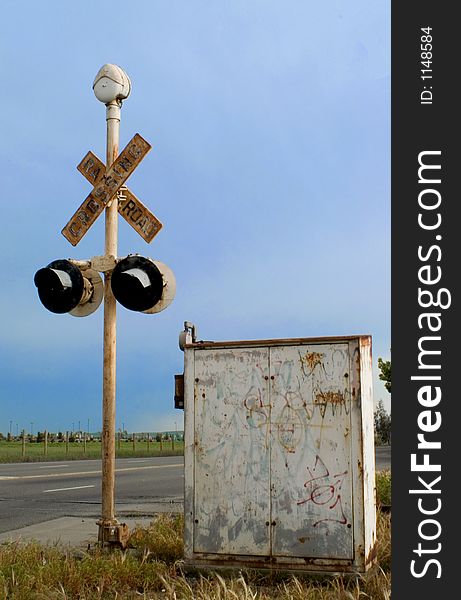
<box><xmin>62</xmin><ymin>133</ymin><xmax>154</xmax><ymax>246</ymax></box>
<box><xmin>34</xmin><ymin>64</ymin><xmax>175</xmax><ymax>548</ymax></box>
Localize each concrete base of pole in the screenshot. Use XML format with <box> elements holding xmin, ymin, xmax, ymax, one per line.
<box><xmin>97</xmin><ymin>520</ymin><xmax>130</xmax><ymax>549</ymax></box>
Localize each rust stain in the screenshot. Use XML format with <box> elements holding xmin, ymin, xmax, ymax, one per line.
<box><xmin>314</xmin><ymin>391</ymin><xmax>345</xmax><ymax>405</ymax></box>
<box><xmin>365</xmin><ymin>540</ymin><xmax>378</xmax><ymax>565</ymax></box>
<box><xmin>360</xmin><ymin>336</ymin><xmax>372</xmax><ymax>348</ymax></box>
<box><xmin>300</xmin><ymin>351</ymin><xmax>323</xmax><ymax>370</ymax></box>
<box><xmin>185</xmin><ymin>555</ymin><xmax>354</xmax><ymax>573</ymax></box>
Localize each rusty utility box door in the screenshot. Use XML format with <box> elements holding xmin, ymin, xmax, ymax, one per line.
<box><xmin>183</xmin><ymin>336</ymin><xmax>376</xmax><ymax>574</ymax></box>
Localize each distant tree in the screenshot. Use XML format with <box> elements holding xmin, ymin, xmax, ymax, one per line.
<box><xmin>155</xmin><ymin>433</ymin><xmax>162</xmax><ymax>442</ymax></box>
<box><xmin>57</xmin><ymin>431</ymin><xmax>64</xmax><ymax>441</ymax></box>
<box><xmin>36</xmin><ymin>431</ymin><xmax>45</xmax><ymax>443</ymax></box>
<box><xmin>374</xmin><ymin>399</ymin><xmax>391</xmax><ymax>445</ymax></box>
<box><xmin>378</xmin><ymin>357</ymin><xmax>391</xmax><ymax>393</ymax></box>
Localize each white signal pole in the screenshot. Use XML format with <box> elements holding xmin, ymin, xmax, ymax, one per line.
<box><xmin>93</xmin><ymin>64</ymin><xmax>131</xmax><ymax>547</ymax></box>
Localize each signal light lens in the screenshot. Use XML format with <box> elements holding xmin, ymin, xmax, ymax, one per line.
<box><xmin>34</xmin><ymin>260</ymin><xmax>84</xmax><ymax>314</ymax></box>
<box><xmin>111</xmin><ymin>255</ymin><xmax>164</xmax><ymax>312</ymax></box>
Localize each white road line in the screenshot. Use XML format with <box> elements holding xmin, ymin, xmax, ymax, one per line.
<box><xmin>38</xmin><ymin>464</ymin><xmax>69</xmax><ymax>469</ymax></box>
<box><xmin>43</xmin><ymin>485</ymin><xmax>95</xmax><ymax>493</ymax></box>
<box><xmin>0</xmin><ymin>463</ymin><xmax>182</xmax><ymax>481</ymax></box>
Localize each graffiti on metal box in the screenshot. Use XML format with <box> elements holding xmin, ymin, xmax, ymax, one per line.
<box><xmin>191</xmin><ymin>343</ymin><xmax>354</xmax><ymax>559</ymax></box>
<box><xmin>297</xmin><ymin>454</ymin><xmax>349</xmax><ymax>528</ymax></box>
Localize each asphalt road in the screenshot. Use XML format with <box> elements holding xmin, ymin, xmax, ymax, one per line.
<box><xmin>375</xmin><ymin>445</ymin><xmax>391</xmax><ymax>471</ymax></box>
<box><xmin>0</xmin><ymin>455</ymin><xmax>184</xmax><ymax>534</ymax></box>
<box><xmin>0</xmin><ymin>447</ymin><xmax>390</xmax><ymax>535</ymax></box>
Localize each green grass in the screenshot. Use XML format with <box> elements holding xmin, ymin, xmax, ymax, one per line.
<box><xmin>0</xmin><ymin>441</ymin><xmax>184</xmax><ymax>463</ymax></box>
<box><xmin>376</xmin><ymin>470</ymin><xmax>391</xmax><ymax>507</ymax></box>
<box><xmin>0</xmin><ymin>510</ymin><xmax>391</xmax><ymax>599</ymax></box>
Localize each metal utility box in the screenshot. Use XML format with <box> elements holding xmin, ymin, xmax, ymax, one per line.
<box><xmin>183</xmin><ymin>335</ymin><xmax>376</xmax><ymax>574</ymax></box>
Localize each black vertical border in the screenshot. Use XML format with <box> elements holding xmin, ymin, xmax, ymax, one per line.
<box><xmin>392</xmin><ymin>2</ymin><xmax>457</xmax><ymax>596</ymax></box>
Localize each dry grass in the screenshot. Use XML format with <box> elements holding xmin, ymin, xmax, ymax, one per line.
<box><xmin>158</xmin><ymin>568</ymin><xmax>391</xmax><ymax>600</ymax></box>
<box><xmin>0</xmin><ymin>542</ymin><xmax>170</xmax><ymax>599</ymax></box>
<box><xmin>0</xmin><ymin>509</ymin><xmax>391</xmax><ymax>599</ymax></box>
<box><xmin>129</xmin><ymin>514</ymin><xmax>184</xmax><ymax>564</ymax></box>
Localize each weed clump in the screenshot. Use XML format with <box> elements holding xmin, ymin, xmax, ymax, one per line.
<box><xmin>376</xmin><ymin>469</ymin><xmax>391</xmax><ymax>507</ymax></box>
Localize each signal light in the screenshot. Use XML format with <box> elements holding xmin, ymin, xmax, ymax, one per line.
<box><xmin>34</xmin><ymin>259</ymin><xmax>103</xmax><ymax>317</ymax></box>
<box><xmin>111</xmin><ymin>255</ymin><xmax>176</xmax><ymax>313</ymax></box>
<box><xmin>34</xmin><ymin>256</ymin><xmax>175</xmax><ymax>317</ymax></box>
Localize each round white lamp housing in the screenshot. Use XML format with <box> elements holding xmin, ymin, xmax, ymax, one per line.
<box><xmin>93</xmin><ymin>64</ymin><xmax>131</xmax><ymax>104</ymax></box>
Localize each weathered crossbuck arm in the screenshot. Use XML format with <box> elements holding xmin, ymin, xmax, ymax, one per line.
<box><xmin>61</xmin><ymin>133</ymin><xmax>153</xmax><ymax>245</ymax></box>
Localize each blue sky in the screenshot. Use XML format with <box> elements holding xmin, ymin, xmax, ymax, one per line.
<box><xmin>0</xmin><ymin>0</ymin><xmax>390</xmax><ymax>435</ymax></box>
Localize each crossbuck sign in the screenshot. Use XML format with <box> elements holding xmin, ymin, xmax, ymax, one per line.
<box><xmin>62</xmin><ymin>133</ymin><xmax>162</xmax><ymax>246</ymax></box>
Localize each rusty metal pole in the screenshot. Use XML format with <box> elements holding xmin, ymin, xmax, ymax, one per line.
<box><xmin>98</xmin><ymin>98</ymin><xmax>132</xmax><ymax>547</ymax></box>
<box><xmin>100</xmin><ymin>98</ymin><xmax>119</xmax><ymax>534</ymax></box>
<box><xmin>93</xmin><ymin>65</ymin><xmax>131</xmax><ymax>548</ymax></box>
